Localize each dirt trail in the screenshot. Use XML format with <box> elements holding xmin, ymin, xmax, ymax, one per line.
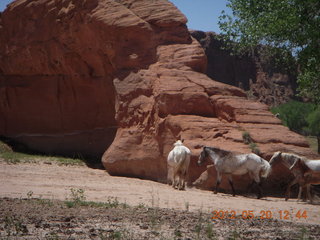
<box><xmin>1</xmin><ymin>161</ymin><xmax>319</xmax><ymax>225</ymax></box>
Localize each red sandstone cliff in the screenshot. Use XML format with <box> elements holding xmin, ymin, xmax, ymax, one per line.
<box><xmin>0</xmin><ymin>0</ymin><xmax>189</xmax><ymax>159</ymax></box>
<box><xmin>0</xmin><ymin>0</ymin><xmax>318</xmax><ymax>191</ymax></box>
<box><xmin>191</xmin><ymin>31</ymin><xmax>297</xmax><ymax>107</ymax></box>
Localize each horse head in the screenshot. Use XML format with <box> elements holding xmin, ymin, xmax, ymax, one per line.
<box><xmin>269</xmin><ymin>151</ymin><xmax>282</xmax><ymax>166</ymax></box>
<box><xmin>174</xmin><ymin>140</ymin><xmax>184</xmax><ymax>147</ymax></box>
<box><xmin>197</xmin><ymin>146</ymin><xmax>208</xmax><ymax>166</ymax></box>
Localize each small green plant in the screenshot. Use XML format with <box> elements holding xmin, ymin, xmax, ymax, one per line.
<box><xmin>194</xmin><ymin>210</ymin><xmax>204</xmax><ymax>240</ymax></box>
<box><xmin>228</xmin><ymin>229</ymin><xmax>241</xmax><ymax>240</ymax></box>
<box><xmin>205</xmin><ymin>222</ymin><xmax>216</xmax><ymax>240</ymax></box>
<box><xmin>27</xmin><ymin>190</ymin><xmax>33</xmax><ymax>199</ymax></box>
<box><xmin>70</xmin><ymin>188</ymin><xmax>86</xmax><ymax>202</ymax></box>
<box><xmin>249</xmin><ymin>142</ymin><xmax>261</xmax><ymax>155</ymax></box>
<box><xmin>184</xmin><ymin>201</ymin><xmax>190</xmax><ymax>212</ymax></box>
<box><xmin>174</xmin><ymin>228</ymin><xmax>183</xmax><ymax>239</ymax></box>
<box><xmin>45</xmin><ymin>231</ymin><xmax>61</xmax><ymax>240</ymax></box>
<box><xmin>147</xmin><ymin>207</ymin><xmax>163</xmax><ymax>234</ymax></box>
<box><xmin>109</xmin><ymin>231</ymin><xmax>122</xmax><ymax>240</ymax></box>
<box><xmin>106</xmin><ymin>197</ymin><xmax>120</xmax><ymax>208</ymax></box>
<box><xmin>51</xmin><ymin>156</ymin><xmax>85</xmax><ymax>166</ymax></box>
<box><xmin>242</xmin><ymin>131</ymin><xmax>261</xmax><ymax>154</ymax></box>
<box><xmin>1</xmin><ymin>152</ymin><xmax>22</xmax><ymax>164</ymax></box>
<box><xmin>65</xmin><ymin>200</ymin><xmax>76</xmax><ymax>208</ymax></box>
<box><xmin>242</xmin><ymin>131</ymin><xmax>252</xmax><ymax>144</ymax></box>
<box><xmin>65</xmin><ymin>192</ymin><xmax>129</xmax><ymax>209</ymax></box>
<box><xmin>0</xmin><ymin>140</ymin><xmax>13</xmax><ymax>153</ymax></box>
<box><xmin>4</xmin><ymin>215</ymin><xmax>28</xmax><ymax>237</ymax></box>
<box><xmin>299</xmin><ymin>227</ymin><xmax>310</xmax><ymax>240</ymax></box>
<box><xmin>102</xmin><ymin>228</ymin><xmax>134</xmax><ymax>240</ymax></box>
<box><xmin>36</xmin><ymin>198</ymin><xmax>54</xmax><ymax>206</ymax></box>
<box><xmin>65</xmin><ymin>188</ymin><xmax>86</xmax><ymax>207</ymax></box>
<box><xmin>137</xmin><ymin>202</ymin><xmax>147</xmax><ymax>209</ymax></box>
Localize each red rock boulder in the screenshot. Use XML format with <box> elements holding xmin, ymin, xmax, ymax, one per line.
<box><xmin>0</xmin><ymin>0</ymin><xmax>318</xmax><ymax>193</ymax></box>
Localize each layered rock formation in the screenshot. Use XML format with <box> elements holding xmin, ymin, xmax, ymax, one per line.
<box><xmin>0</xmin><ymin>0</ymin><xmax>189</xmax><ymax>159</ymax></box>
<box><xmin>191</xmin><ymin>31</ymin><xmax>297</xmax><ymax>107</ymax></box>
<box><xmin>0</xmin><ymin>0</ymin><xmax>318</xmax><ymax>191</ymax></box>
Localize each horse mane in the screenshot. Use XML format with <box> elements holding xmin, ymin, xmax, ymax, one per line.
<box><xmin>273</xmin><ymin>151</ymin><xmax>282</xmax><ymax>159</ymax></box>
<box><xmin>269</xmin><ymin>151</ymin><xmax>282</xmax><ymax>165</ymax></box>
<box><xmin>281</xmin><ymin>152</ymin><xmax>306</xmax><ymax>160</ymax></box>
<box><xmin>271</xmin><ymin>152</ymin><xmax>308</xmax><ymax>168</ymax></box>
<box><xmin>205</xmin><ymin>146</ymin><xmax>233</xmax><ymax>158</ymax></box>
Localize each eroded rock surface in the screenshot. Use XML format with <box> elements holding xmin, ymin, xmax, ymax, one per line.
<box><xmin>191</xmin><ymin>30</ymin><xmax>297</xmax><ymax>107</ymax></box>
<box><xmin>0</xmin><ymin>0</ymin><xmax>188</xmax><ymax>158</ymax></box>
<box><xmin>0</xmin><ymin>0</ymin><xmax>318</xmax><ymax>192</ymax></box>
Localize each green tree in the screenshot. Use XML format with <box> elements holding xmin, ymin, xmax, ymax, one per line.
<box><xmin>219</xmin><ymin>0</ymin><xmax>320</xmax><ymax>103</ymax></box>
<box><xmin>272</xmin><ymin>101</ymin><xmax>320</xmax><ymax>153</ymax></box>
<box><xmin>271</xmin><ymin>101</ymin><xmax>314</xmax><ymax>134</ymax></box>
<box><xmin>306</xmin><ymin>107</ymin><xmax>320</xmax><ymax>153</ymax></box>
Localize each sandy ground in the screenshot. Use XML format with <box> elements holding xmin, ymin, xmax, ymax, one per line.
<box><xmin>1</xmin><ymin>161</ymin><xmax>319</xmax><ymax>226</ymax></box>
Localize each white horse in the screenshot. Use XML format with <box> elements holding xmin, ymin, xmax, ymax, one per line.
<box><xmin>167</xmin><ymin>140</ymin><xmax>191</xmax><ymax>190</ymax></box>
<box><xmin>269</xmin><ymin>151</ymin><xmax>308</xmax><ymax>201</ymax></box>
<box><xmin>198</xmin><ymin>146</ymin><xmax>271</xmax><ymax>198</ymax></box>
<box><xmin>289</xmin><ymin>157</ymin><xmax>320</xmax><ymax>203</ymax></box>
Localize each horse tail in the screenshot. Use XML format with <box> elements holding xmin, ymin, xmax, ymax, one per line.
<box><xmin>173</xmin><ymin>148</ymin><xmax>190</xmax><ymax>175</ymax></box>
<box><xmin>261</xmin><ymin>159</ymin><xmax>271</xmax><ymax>178</ymax></box>
<box><xmin>176</xmin><ymin>150</ymin><xmax>187</xmax><ymax>169</ymax></box>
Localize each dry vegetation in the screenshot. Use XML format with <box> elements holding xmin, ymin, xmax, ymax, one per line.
<box><xmin>1</xmin><ymin>140</ymin><xmax>320</xmax><ymax>239</ymax></box>
<box><xmin>1</xmin><ymin>197</ymin><xmax>320</xmax><ymax>240</ymax></box>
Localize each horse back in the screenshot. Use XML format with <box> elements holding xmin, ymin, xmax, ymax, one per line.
<box><xmin>305</xmin><ymin>160</ymin><xmax>320</xmax><ymax>172</ymax></box>
<box><xmin>169</xmin><ymin>146</ymin><xmax>190</xmax><ymax>163</ymax></box>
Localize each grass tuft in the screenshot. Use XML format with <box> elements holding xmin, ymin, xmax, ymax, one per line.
<box><xmin>0</xmin><ymin>140</ymin><xmax>85</xmax><ymax>166</ymax></box>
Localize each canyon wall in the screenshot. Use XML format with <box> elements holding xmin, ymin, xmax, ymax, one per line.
<box><xmin>191</xmin><ymin>31</ymin><xmax>297</xmax><ymax>107</ymax></box>
<box><xmin>0</xmin><ymin>0</ymin><xmax>318</xmax><ymax>191</ymax></box>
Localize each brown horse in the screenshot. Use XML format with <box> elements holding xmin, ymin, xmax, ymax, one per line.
<box><xmin>289</xmin><ymin>158</ymin><xmax>320</xmax><ymax>203</ymax></box>
<box><xmin>269</xmin><ymin>151</ymin><xmax>308</xmax><ymax>201</ymax></box>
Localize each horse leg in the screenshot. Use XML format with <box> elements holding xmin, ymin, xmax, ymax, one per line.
<box><xmin>296</xmin><ymin>177</ymin><xmax>307</xmax><ymax>202</ymax></box>
<box><xmin>214</xmin><ymin>172</ymin><xmax>222</xmax><ymax>194</ymax></box>
<box><xmin>167</xmin><ymin>167</ymin><xmax>173</xmax><ymax>186</ymax></box>
<box><xmin>297</xmin><ymin>185</ymin><xmax>304</xmax><ymax>202</ymax></box>
<box><xmin>227</xmin><ymin>175</ymin><xmax>236</xmax><ymax>196</ymax></box>
<box><xmin>253</xmin><ymin>173</ymin><xmax>262</xmax><ymax>199</ymax></box>
<box><xmin>180</xmin><ymin>177</ymin><xmax>185</xmax><ymax>190</ymax></box>
<box><xmin>177</xmin><ymin>171</ymin><xmax>182</xmax><ymax>190</ymax></box>
<box><xmin>301</xmin><ymin>186</ymin><xmax>308</xmax><ymax>202</ymax></box>
<box><xmin>180</xmin><ymin>170</ymin><xmax>187</xmax><ymax>190</ymax></box>
<box><xmin>172</xmin><ymin>169</ymin><xmax>178</xmax><ymax>189</ymax></box>
<box><xmin>178</xmin><ymin>172</ymin><xmax>184</xmax><ymax>190</ymax></box>
<box><xmin>177</xmin><ymin>173</ymin><xmax>181</xmax><ymax>190</ymax></box>
<box><xmin>180</xmin><ymin>178</ymin><xmax>185</xmax><ymax>190</ymax></box>
<box><xmin>306</xmin><ymin>184</ymin><xmax>313</xmax><ymax>203</ymax></box>
<box><xmin>285</xmin><ymin>178</ymin><xmax>298</xmax><ymax>201</ymax></box>
<box><xmin>256</xmin><ymin>181</ymin><xmax>263</xmax><ymax>199</ymax></box>
<box><xmin>245</xmin><ymin>179</ymin><xmax>257</xmax><ymax>198</ymax></box>
<box><xmin>177</xmin><ymin>169</ymin><xmax>185</xmax><ymax>190</ymax></box>
<box><xmin>246</xmin><ymin>172</ymin><xmax>255</xmax><ymax>193</ymax></box>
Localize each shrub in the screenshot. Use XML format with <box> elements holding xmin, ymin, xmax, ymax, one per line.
<box><xmin>271</xmin><ymin>100</ymin><xmax>315</xmax><ymax>134</ymax></box>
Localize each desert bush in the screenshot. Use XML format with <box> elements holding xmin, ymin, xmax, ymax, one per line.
<box><xmin>271</xmin><ymin>100</ymin><xmax>315</xmax><ymax>134</ymax></box>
